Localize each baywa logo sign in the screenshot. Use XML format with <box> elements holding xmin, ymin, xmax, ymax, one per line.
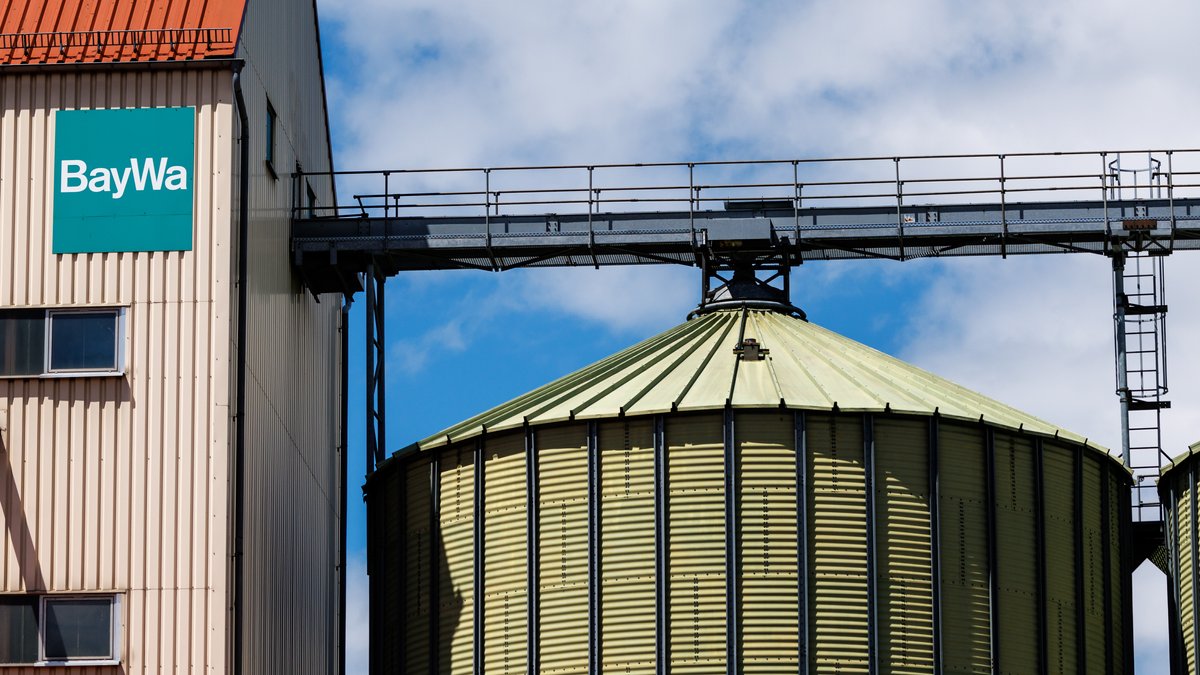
<box><xmin>53</xmin><ymin>107</ymin><xmax>195</xmax><ymax>253</ymax></box>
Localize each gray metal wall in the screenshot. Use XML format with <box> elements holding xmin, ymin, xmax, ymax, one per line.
<box><xmin>234</xmin><ymin>0</ymin><xmax>342</xmax><ymax>673</ymax></box>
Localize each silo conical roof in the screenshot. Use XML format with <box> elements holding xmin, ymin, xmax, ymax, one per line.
<box><xmin>416</xmin><ymin>308</ymin><xmax>1100</xmax><ymax>451</ymax></box>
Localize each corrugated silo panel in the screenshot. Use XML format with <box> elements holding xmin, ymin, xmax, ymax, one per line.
<box><xmin>808</xmin><ymin>413</ymin><xmax>869</xmax><ymax>674</ymax></box>
<box><xmin>599</xmin><ymin>418</ymin><xmax>656</xmax><ymax>674</ymax></box>
<box><xmin>874</xmin><ymin>417</ymin><xmax>934</xmax><ymax>674</ymax></box>
<box><xmin>737</xmin><ymin>412</ymin><xmax>799</xmax><ymax>673</ymax></box>
<box><xmin>439</xmin><ymin>445</ymin><xmax>476</xmax><ymax>675</ymax></box>
<box><xmin>1081</xmin><ymin>457</ymin><xmax>1106</xmax><ymax>674</ymax></box>
<box><xmin>1178</xmin><ymin>482</ymin><xmax>1195</xmax><ymax>672</ymax></box>
<box><xmin>667</xmin><ymin>415</ymin><xmax>726</xmax><ymax>674</ymax></box>
<box><xmin>936</xmin><ymin>422</ymin><xmax>991</xmax><ymax>673</ymax></box>
<box><xmin>1107</xmin><ymin>472</ymin><xmax>1125</xmax><ymax>670</ymax></box>
<box><xmin>483</xmin><ymin>434</ymin><xmax>529</xmax><ymax>675</ymax></box>
<box><xmin>537</xmin><ymin>425</ymin><xmax>589</xmax><ymax>675</ymax></box>
<box><xmin>992</xmin><ymin>432</ymin><xmax>1039</xmax><ymax>674</ymax></box>
<box><xmin>405</xmin><ymin>458</ymin><xmax>433</xmax><ymax>673</ymax></box>
<box><xmin>1043</xmin><ymin>447</ymin><xmax>1078</xmax><ymax>674</ymax></box>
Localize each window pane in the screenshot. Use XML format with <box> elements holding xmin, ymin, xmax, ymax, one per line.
<box><xmin>0</xmin><ymin>310</ymin><xmax>45</xmax><ymax>376</ymax></box>
<box><xmin>43</xmin><ymin>598</ymin><xmax>112</xmax><ymax>660</ymax></box>
<box><xmin>48</xmin><ymin>312</ymin><xmax>118</xmax><ymax>372</ymax></box>
<box><xmin>0</xmin><ymin>597</ymin><xmax>38</xmax><ymax>664</ymax></box>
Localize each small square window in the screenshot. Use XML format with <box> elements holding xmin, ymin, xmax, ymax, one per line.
<box><xmin>47</xmin><ymin>310</ymin><xmax>120</xmax><ymax>373</ymax></box>
<box><xmin>0</xmin><ymin>309</ymin><xmax>45</xmax><ymax>376</ymax></box>
<box><xmin>42</xmin><ymin>597</ymin><xmax>115</xmax><ymax>662</ymax></box>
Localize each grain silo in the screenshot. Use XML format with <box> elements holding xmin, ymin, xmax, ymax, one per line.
<box><xmin>365</xmin><ymin>290</ymin><xmax>1133</xmax><ymax>674</ymax></box>
<box><xmin>1159</xmin><ymin>441</ymin><xmax>1200</xmax><ymax>674</ymax></box>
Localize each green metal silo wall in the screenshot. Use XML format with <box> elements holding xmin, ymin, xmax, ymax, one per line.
<box><xmin>1159</xmin><ymin>444</ymin><xmax>1200</xmax><ymax>674</ymax></box>
<box><xmin>365</xmin><ymin>410</ymin><xmax>1132</xmax><ymax>674</ymax></box>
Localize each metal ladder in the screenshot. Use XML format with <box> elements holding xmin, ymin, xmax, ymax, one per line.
<box><xmin>1109</xmin><ymin>154</ymin><xmax>1172</xmax><ymax>522</ymax></box>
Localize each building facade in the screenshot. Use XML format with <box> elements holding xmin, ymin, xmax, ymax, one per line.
<box><xmin>0</xmin><ymin>1</ymin><xmax>343</xmax><ymax>672</ymax></box>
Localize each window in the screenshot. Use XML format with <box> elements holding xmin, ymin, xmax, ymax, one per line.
<box><xmin>0</xmin><ymin>308</ymin><xmax>124</xmax><ymax>377</ymax></box>
<box><xmin>0</xmin><ymin>595</ymin><xmax>120</xmax><ymax>666</ymax></box>
<box><xmin>265</xmin><ymin>99</ymin><xmax>277</xmax><ymax>176</ymax></box>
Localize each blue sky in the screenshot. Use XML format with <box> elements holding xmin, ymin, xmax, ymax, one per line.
<box><xmin>314</xmin><ymin>2</ymin><xmax>1200</xmax><ymax>671</ymax></box>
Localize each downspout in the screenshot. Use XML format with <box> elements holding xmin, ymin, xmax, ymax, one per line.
<box><xmin>339</xmin><ymin>294</ymin><xmax>352</xmax><ymax>674</ymax></box>
<box><xmin>231</xmin><ymin>62</ymin><xmax>250</xmax><ymax>675</ymax></box>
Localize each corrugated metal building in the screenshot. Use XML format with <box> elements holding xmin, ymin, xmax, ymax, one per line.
<box><xmin>1160</xmin><ymin>441</ymin><xmax>1200</xmax><ymax>674</ymax></box>
<box><xmin>367</xmin><ymin>306</ymin><xmax>1135</xmax><ymax>674</ymax></box>
<box><xmin>0</xmin><ymin>1</ymin><xmax>343</xmax><ymax>672</ymax></box>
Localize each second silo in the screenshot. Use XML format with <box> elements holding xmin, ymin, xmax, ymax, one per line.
<box><xmin>366</xmin><ymin>304</ymin><xmax>1132</xmax><ymax>674</ymax></box>
<box><xmin>1159</xmin><ymin>441</ymin><xmax>1200</xmax><ymax>674</ymax></box>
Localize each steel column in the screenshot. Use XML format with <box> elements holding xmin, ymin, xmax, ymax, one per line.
<box><xmin>1112</xmin><ymin>253</ymin><xmax>1132</xmax><ymax>468</ymax></box>
<box><xmin>587</xmin><ymin>421</ymin><xmax>601</xmax><ymax>675</ymax></box>
<box><xmin>795</xmin><ymin>411</ymin><xmax>809</xmax><ymax>675</ymax></box>
<box><xmin>1073</xmin><ymin>448</ymin><xmax>1086</xmax><ymax>675</ymax></box>
<box><xmin>864</xmin><ymin>414</ymin><xmax>878</xmax><ymax>675</ymax></box>
<box><xmin>1033</xmin><ymin>439</ymin><xmax>1048</xmax><ymax>675</ymax></box>
<box><xmin>724</xmin><ymin>407</ymin><xmax>740</xmax><ymax>675</ymax></box>
<box><xmin>473</xmin><ymin>439</ymin><xmax>485</xmax><ymax>675</ymax></box>
<box><xmin>365</xmin><ymin>263</ymin><xmax>386</xmax><ymax>473</ymax></box>
<box><xmin>654</xmin><ymin>415</ymin><xmax>669</xmax><ymax>675</ymax></box>
<box><xmin>429</xmin><ymin>455</ymin><xmax>441</xmax><ymax>675</ymax></box>
<box><xmin>985</xmin><ymin>428</ymin><xmax>1000</xmax><ymax>675</ymax></box>
<box><xmin>526</xmin><ymin>427</ymin><xmax>540</xmax><ymax>674</ymax></box>
<box><xmin>928</xmin><ymin>414</ymin><xmax>943</xmax><ymax>675</ymax></box>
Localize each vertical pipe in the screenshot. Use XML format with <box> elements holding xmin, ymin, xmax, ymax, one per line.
<box><xmin>654</xmin><ymin>415</ymin><xmax>669</xmax><ymax>675</ymax></box>
<box><xmin>1100</xmin><ymin>462</ymin><xmax>1114</xmax><ymax>675</ymax></box>
<box><xmin>474</xmin><ymin>439</ymin><xmax>485</xmax><ymax>675</ymax></box>
<box><xmin>588</xmin><ymin>421</ymin><xmax>601</xmax><ymax>675</ymax></box>
<box><xmin>526</xmin><ymin>427</ymin><xmax>540</xmax><ymax>675</ymax></box>
<box><xmin>1074</xmin><ymin>449</ymin><xmax>1086</xmax><ymax>675</ymax></box>
<box><xmin>864</xmin><ymin>414</ymin><xmax>878</xmax><ymax>675</ymax></box>
<box><xmin>231</xmin><ymin>62</ymin><xmax>250</xmax><ymax>675</ymax></box>
<box><xmin>375</xmin><ymin>272</ymin><xmax>386</xmax><ymax>465</ymax></box>
<box><xmin>365</xmin><ymin>262</ymin><xmax>376</xmax><ymax>476</ymax></box>
<box><xmin>795</xmin><ymin>411</ymin><xmax>809</xmax><ymax>675</ymax></box>
<box><xmin>429</xmin><ymin>455</ymin><xmax>441</xmax><ymax>675</ymax></box>
<box><xmin>338</xmin><ymin>299</ymin><xmax>350</xmax><ymax>675</ymax></box>
<box><xmin>985</xmin><ymin>428</ymin><xmax>1001</xmax><ymax>675</ymax></box>
<box><xmin>1191</xmin><ymin>466</ymin><xmax>1199</xmax><ymax>675</ymax></box>
<box><xmin>1113</xmin><ymin>253</ymin><xmax>1132</xmax><ymax>469</ymax></box>
<box><xmin>928</xmin><ymin>414</ymin><xmax>943</xmax><ymax>675</ymax></box>
<box><xmin>1033</xmin><ymin>439</ymin><xmax>1048</xmax><ymax>675</ymax></box>
<box><xmin>724</xmin><ymin>407</ymin><xmax>740</xmax><ymax>675</ymax></box>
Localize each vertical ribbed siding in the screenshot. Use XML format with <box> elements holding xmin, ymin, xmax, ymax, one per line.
<box><xmin>1106</xmin><ymin>472</ymin><xmax>1124</xmax><ymax>671</ymax></box>
<box><xmin>0</xmin><ymin>69</ymin><xmax>233</xmax><ymax>674</ymax></box>
<box><xmin>937</xmin><ymin>422</ymin><xmax>991</xmax><ymax>673</ymax></box>
<box><xmin>235</xmin><ymin>0</ymin><xmax>341</xmax><ymax>670</ymax></box>
<box><xmin>666</xmin><ymin>415</ymin><xmax>725</xmax><ymax>674</ymax></box>
<box><xmin>992</xmin><ymin>433</ymin><xmax>1038</xmax><ymax>673</ymax></box>
<box><xmin>1043</xmin><ymin>447</ymin><xmax>1077</xmax><ymax>674</ymax></box>
<box><xmin>1179</xmin><ymin>479</ymin><xmax>1196</xmax><ymax>673</ymax></box>
<box><xmin>599</xmin><ymin>419</ymin><xmax>656</xmax><ymax>674</ymax></box>
<box><xmin>538</xmin><ymin>425</ymin><xmax>588</xmax><ymax>675</ymax></box>
<box><xmin>874</xmin><ymin>417</ymin><xmax>933</xmax><ymax>674</ymax></box>
<box><xmin>736</xmin><ymin>412</ymin><xmax>799</xmax><ymax>674</ymax></box>
<box><xmin>483</xmin><ymin>435</ymin><xmax>528</xmax><ymax>675</ymax></box>
<box><xmin>808</xmin><ymin>413</ymin><xmax>868</xmax><ymax>673</ymax></box>
<box><xmin>404</xmin><ymin>459</ymin><xmax>433</xmax><ymax>673</ymax></box>
<box><xmin>439</xmin><ymin>444</ymin><xmax>475</xmax><ymax>675</ymax></box>
<box><xmin>1080</xmin><ymin>457</ymin><xmax>1105</xmax><ymax>674</ymax></box>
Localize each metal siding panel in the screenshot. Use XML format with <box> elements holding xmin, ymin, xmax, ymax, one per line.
<box><xmin>599</xmin><ymin>418</ymin><xmax>656</xmax><ymax>675</ymax></box>
<box><xmin>1181</xmin><ymin>481</ymin><xmax>1196</xmax><ymax>673</ymax></box>
<box><xmin>0</xmin><ymin>69</ymin><xmax>234</xmax><ymax>673</ymax></box>
<box><xmin>404</xmin><ymin>459</ymin><xmax>433</xmax><ymax>673</ymax></box>
<box><xmin>936</xmin><ymin>421</ymin><xmax>991</xmax><ymax>674</ymax></box>
<box><xmin>483</xmin><ymin>433</ymin><xmax>528</xmax><ymax>675</ymax></box>
<box><xmin>439</xmin><ymin>445</ymin><xmax>475</xmax><ymax>675</ymax></box>
<box><xmin>666</xmin><ymin>414</ymin><xmax>726</xmax><ymax>674</ymax></box>
<box><xmin>1107</xmin><ymin>474</ymin><xmax>1124</xmax><ymax>672</ymax></box>
<box><xmin>808</xmin><ymin>413</ymin><xmax>869</xmax><ymax>674</ymax></box>
<box><xmin>1080</xmin><ymin>457</ymin><xmax>1105</xmax><ymax>674</ymax></box>
<box><xmin>874</xmin><ymin>417</ymin><xmax>934</xmax><ymax>674</ymax></box>
<box><xmin>1043</xmin><ymin>446</ymin><xmax>1077</xmax><ymax>674</ymax></box>
<box><xmin>992</xmin><ymin>432</ymin><xmax>1038</xmax><ymax>674</ymax></box>
<box><xmin>736</xmin><ymin>412</ymin><xmax>799</xmax><ymax>674</ymax></box>
<box><xmin>537</xmin><ymin>425</ymin><xmax>588</xmax><ymax>675</ymax></box>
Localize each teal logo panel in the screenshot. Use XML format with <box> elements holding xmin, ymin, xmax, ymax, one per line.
<box><xmin>53</xmin><ymin>107</ymin><xmax>195</xmax><ymax>253</ymax></box>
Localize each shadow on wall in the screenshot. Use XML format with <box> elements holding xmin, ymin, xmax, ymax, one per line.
<box><xmin>367</xmin><ymin>447</ymin><xmax>465</xmax><ymax>674</ymax></box>
<box><xmin>0</xmin><ymin>428</ymin><xmax>45</xmax><ymax>594</ymax></box>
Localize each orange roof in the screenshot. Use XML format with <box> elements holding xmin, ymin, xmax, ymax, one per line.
<box><xmin>0</xmin><ymin>0</ymin><xmax>245</xmax><ymax>65</ymax></box>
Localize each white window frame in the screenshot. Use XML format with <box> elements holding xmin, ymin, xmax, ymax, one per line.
<box><xmin>36</xmin><ymin>594</ymin><xmax>121</xmax><ymax>667</ymax></box>
<box><xmin>0</xmin><ymin>307</ymin><xmax>126</xmax><ymax>379</ymax></box>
